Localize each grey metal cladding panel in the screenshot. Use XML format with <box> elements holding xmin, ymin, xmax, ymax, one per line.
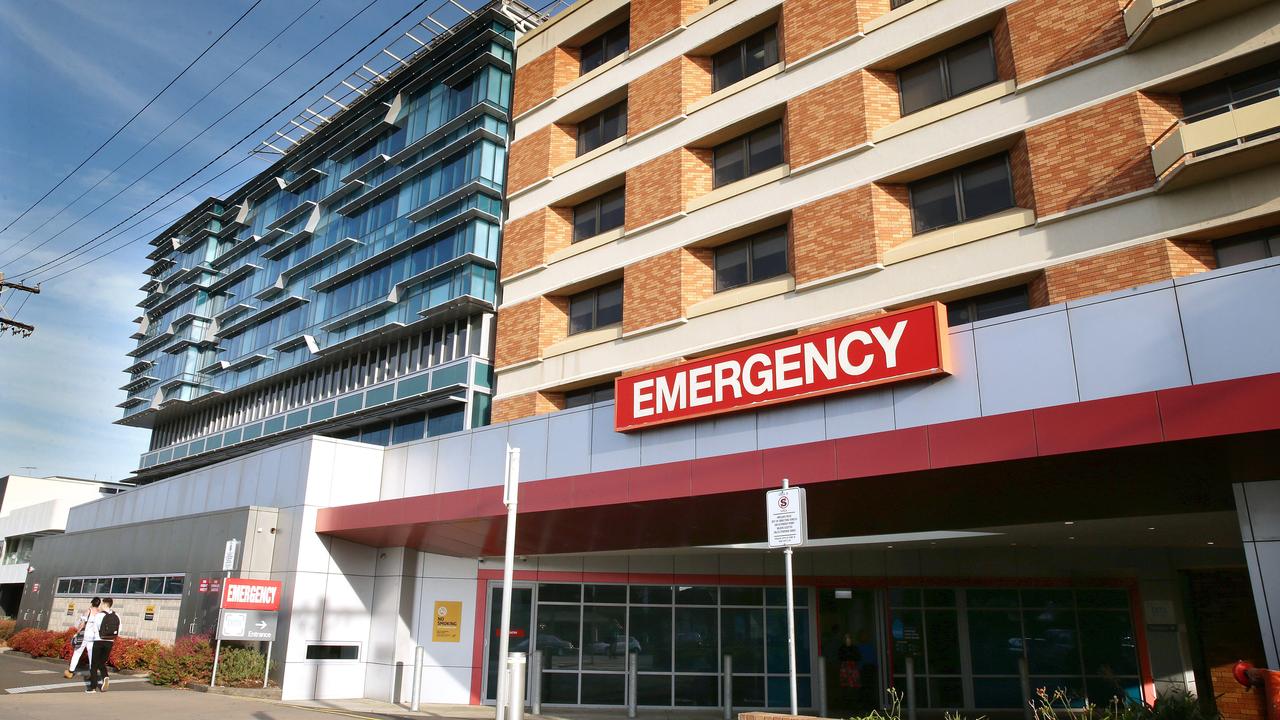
<box><xmin>591</xmin><ymin>403</ymin><xmax>640</xmax><ymax>472</ymax></box>
<box><xmin>1236</xmin><ymin>483</ymin><xmax>1255</xmax><ymax>543</ymax></box>
<box><xmin>694</xmin><ymin>411</ymin><xmax>757</xmax><ymax>458</ymax></box>
<box><xmin>1247</xmin><ymin>540</ymin><xmax>1280</xmax><ymax>668</ymax></box>
<box><xmin>824</xmin><ymin>387</ymin><xmax>895</xmax><ymax>440</ymax></box>
<box><xmin>507</xmin><ymin>416</ymin><xmax>549</xmax><ymax>483</ymax></box>
<box><xmin>638</xmin><ymin>420</ymin><xmax>696</xmax><ymax>465</ymax></box>
<box><xmin>974</xmin><ymin>309</ymin><xmax>1079</xmax><ymax>415</ymax></box>
<box><xmin>546</xmin><ymin>408</ymin><xmax>593</xmax><ymax>478</ymax></box>
<box><xmin>1069</xmin><ymin>287</ymin><xmax>1191</xmax><ymax>401</ymax></box>
<box><xmin>468</xmin><ymin>425</ymin><xmax>509</xmax><ymax>489</ymax></box>
<box><xmin>403</xmin><ymin>440</ymin><xmax>439</xmax><ymax>497</ymax></box>
<box><xmin>756</xmin><ymin>399</ymin><xmax>827</xmax><ymax>450</ymax></box>
<box><xmin>892</xmin><ymin>330</ymin><xmax>981</xmax><ymax>428</ymax></box>
<box><xmin>1178</xmin><ymin>262</ymin><xmax>1280</xmax><ymax>384</ymax></box>
<box><xmin>435</xmin><ymin>433</ymin><xmax>473</xmax><ymax>493</ymax></box>
<box><xmin>1242</xmin><ymin>480</ymin><xmax>1280</xmax><ymax>543</ymax></box>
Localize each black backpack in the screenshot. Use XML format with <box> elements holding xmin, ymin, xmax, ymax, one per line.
<box><xmin>99</xmin><ymin>611</ymin><xmax>121</xmax><ymax>640</ymax></box>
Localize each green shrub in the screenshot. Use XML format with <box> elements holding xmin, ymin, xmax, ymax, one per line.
<box><xmin>110</xmin><ymin>637</ymin><xmax>164</xmax><ymax>671</ymax></box>
<box><xmin>148</xmin><ymin>634</ymin><xmax>215</xmax><ymax>686</ymax></box>
<box><xmin>215</xmin><ymin>646</ymin><xmax>271</xmax><ymax>687</ymax></box>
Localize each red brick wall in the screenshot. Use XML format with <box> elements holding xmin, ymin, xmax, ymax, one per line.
<box><xmin>1009</xmin><ymin>135</ymin><xmax>1036</xmax><ymax>211</ymax></box>
<box><xmin>501</xmin><ymin>207</ymin><xmax>574</xmax><ymax>280</ymax></box>
<box><xmin>1024</xmin><ymin>93</ymin><xmax>1159</xmax><ymax>217</ymax></box>
<box><xmin>872</xmin><ymin>183</ymin><xmax>912</xmax><ymax>250</ymax></box>
<box><xmin>792</xmin><ymin>186</ymin><xmax>877</xmax><ymax>285</ymax></box>
<box><xmin>781</xmin><ymin>0</ymin><xmax>857</xmax><ymax>64</ymax></box>
<box><xmin>787</xmin><ymin>73</ymin><xmax>865</xmax><ymax>168</ymax></box>
<box><xmin>624</xmin><ymin>148</ymin><xmax>712</xmax><ymax>231</ymax></box>
<box><xmin>507</xmin><ymin>124</ymin><xmax>576</xmax><ymax>195</ymax></box>
<box><xmin>513</xmin><ymin>47</ymin><xmax>580</xmax><ymax>117</ymax></box>
<box><xmin>628</xmin><ymin>56</ymin><xmax>711</xmax><ymax>137</ymax></box>
<box><xmin>495</xmin><ymin>296</ymin><xmax>569</xmax><ymax>367</ymax></box>
<box><xmin>631</xmin><ymin>0</ymin><xmax>707</xmax><ymax>50</ymax></box>
<box><xmin>1004</xmin><ymin>0</ymin><xmax>1128</xmax><ymax>82</ymax></box>
<box><xmin>1185</xmin><ymin>569</ymin><xmax>1268</xmax><ymax>720</ymax></box>
<box><xmin>1039</xmin><ymin>239</ymin><xmax>1215</xmax><ymax>304</ymax></box>
<box><xmin>492</xmin><ymin>391</ymin><xmax>564</xmax><ymax>423</ymax></box>
<box><xmin>622</xmin><ymin>248</ymin><xmax>714</xmax><ymax>334</ymax></box>
<box><xmin>992</xmin><ymin>14</ymin><xmax>1018</xmax><ymax>82</ymax></box>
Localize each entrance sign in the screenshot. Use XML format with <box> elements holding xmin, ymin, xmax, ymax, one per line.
<box><xmin>766</xmin><ymin>486</ymin><xmax>808</xmax><ymax>548</ymax></box>
<box><xmin>217</xmin><ymin>609</ymin><xmax>277</xmax><ymax>641</ymax></box>
<box><xmin>433</xmin><ymin>601</ymin><xmax>463</xmax><ymax>642</ymax></box>
<box><xmin>615</xmin><ymin>303</ymin><xmax>950</xmax><ymax>431</ymax></box>
<box><xmin>221</xmin><ymin>578</ymin><xmax>283</xmax><ymax>611</ymax></box>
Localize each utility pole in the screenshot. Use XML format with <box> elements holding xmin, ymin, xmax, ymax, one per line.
<box><xmin>0</xmin><ymin>272</ymin><xmax>40</xmax><ymax>337</ymax></box>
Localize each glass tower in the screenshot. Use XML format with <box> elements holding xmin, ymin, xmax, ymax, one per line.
<box><xmin>119</xmin><ymin>2</ymin><xmax>532</xmax><ymax>481</ymax></box>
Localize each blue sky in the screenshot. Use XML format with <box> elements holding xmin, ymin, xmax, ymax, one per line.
<box><xmin>0</xmin><ymin>0</ymin><xmax>490</xmax><ymax>482</ymax></box>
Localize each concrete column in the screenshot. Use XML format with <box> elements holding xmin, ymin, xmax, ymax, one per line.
<box><xmin>1235</xmin><ymin>481</ymin><xmax>1280</xmax><ymax>668</ymax></box>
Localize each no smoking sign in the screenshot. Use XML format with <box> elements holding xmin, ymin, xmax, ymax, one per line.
<box><xmin>766</xmin><ymin>487</ymin><xmax>808</xmax><ymax>548</ymax></box>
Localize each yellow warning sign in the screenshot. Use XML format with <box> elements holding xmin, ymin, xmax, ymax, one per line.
<box><xmin>432</xmin><ymin>600</ymin><xmax>462</xmax><ymax>642</ymax></box>
<box><xmin>144</xmin><ymin>605</ymin><xmax>156</xmax><ymax>621</ymax></box>
<box><xmin>66</xmin><ymin>602</ymin><xmax>75</xmax><ymax>616</ymax></box>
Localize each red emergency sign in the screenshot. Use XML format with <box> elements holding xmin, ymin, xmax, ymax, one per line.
<box><xmin>221</xmin><ymin>578</ymin><xmax>283</xmax><ymax>611</ymax></box>
<box><xmin>614</xmin><ymin>303</ymin><xmax>951</xmax><ymax>431</ymax></box>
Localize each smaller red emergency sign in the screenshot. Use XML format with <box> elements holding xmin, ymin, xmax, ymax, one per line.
<box><xmin>221</xmin><ymin>578</ymin><xmax>283</xmax><ymax>611</ymax></box>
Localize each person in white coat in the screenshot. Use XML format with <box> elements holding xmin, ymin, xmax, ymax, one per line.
<box><xmin>64</xmin><ymin>597</ymin><xmax>100</xmax><ymax>680</ymax></box>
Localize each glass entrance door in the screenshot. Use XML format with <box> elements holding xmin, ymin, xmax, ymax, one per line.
<box><xmin>484</xmin><ymin>583</ymin><xmax>534</xmax><ymax>702</ymax></box>
<box><xmin>819</xmin><ymin>588</ymin><xmax>884</xmax><ymax>717</ymax></box>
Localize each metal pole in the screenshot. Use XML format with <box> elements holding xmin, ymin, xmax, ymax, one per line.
<box><xmin>783</xmin><ymin>478</ymin><xmax>799</xmax><ymax>716</ymax></box>
<box><xmin>1019</xmin><ymin>655</ymin><xmax>1032</xmax><ymax>720</ymax></box>
<box><xmin>508</xmin><ymin>652</ymin><xmax>527</xmax><ymax>720</ymax></box>
<box><xmin>722</xmin><ymin>654</ymin><xmax>733</xmax><ymax>720</ymax></box>
<box><xmin>263</xmin><ymin>640</ymin><xmax>272</xmax><ymax>689</ymax></box>
<box><xmin>211</xmin><ymin>638</ymin><xmax>223</xmax><ymax>687</ymax></box>
<box><xmin>497</xmin><ymin>447</ymin><xmax>521</xmax><ymax>720</ymax></box>
<box><xmin>530</xmin><ymin>650</ymin><xmax>542</xmax><ymax>715</ymax></box>
<box><xmin>412</xmin><ymin>645</ymin><xmax>425</xmax><ymax>711</ymax></box>
<box><xmin>627</xmin><ymin>652</ymin><xmax>637</xmax><ymax>717</ymax></box>
<box><xmin>905</xmin><ymin>656</ymin><xmax>917</xmax><ymax>720</ymax></box>
<box><xmin>818</xmin><ymin>659</ymin><xmax>829</xmax><ymax>719</ymax></box>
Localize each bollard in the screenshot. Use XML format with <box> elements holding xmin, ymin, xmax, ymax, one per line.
<box><xmin>722</xmin><ymin>654</ymin><xmax>733</xmax><ymax>720</ymax></box>
<box><xmin>905</xmin><ymin>656</ymin><xmax>918</xmax><ymax>720</ymax></box>
<box><xmin>818</xmin><ymin>661</ymin><xmax>829</xmax><ymax>719</ymax></box>
<box><xmin>508</xmin><ymin>653</ymin><xmax>527</xmax><ymax>720</ymax></box>
<box><xmin>628</xmin><ymin>651</ymin><xmax>639</xmax><ymax>718</ymax></box>
<box><xmin>411</xmin><ymin>645</ymin><xmax>424</xmax><ymax>711</ymax></box>
<box><xmin>530</xmin><ymin>650</ymin><xmax>543</xmax><ymax>715</ymax></box>
<box><xmin>1019</xmin><ymin>656</ymin><xmax>1032</xmax><ymax>720</ymax></box>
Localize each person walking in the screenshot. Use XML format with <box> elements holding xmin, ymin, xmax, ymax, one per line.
<box><xmin>64</xmin><ymin>598</ymin><xmax>100</xmax><ymax>679</ymax></box>
<box><xmin>88</xmin><ymin>597</ymin><xmax>120</xmax><ymax>693</ymax></box>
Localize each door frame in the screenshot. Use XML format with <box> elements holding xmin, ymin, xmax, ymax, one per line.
<box><xmin>480</xmin><ymin>579</ymin><xmax>537</xmax><ymax>705</ymax></box>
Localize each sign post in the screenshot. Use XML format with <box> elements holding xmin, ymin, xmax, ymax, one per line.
<box><xmin>496</xmin><ymin>446</ymin><xmax>521</xmax><ymax>720</ymax></box>
<box><xmin>766</xmin><ymin>478</ymin><xmax>807</xmax><ymax>716</ymax></box>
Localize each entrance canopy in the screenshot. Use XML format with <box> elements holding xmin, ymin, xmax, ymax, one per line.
<box><xmin>316</xmin><ymin>374</ymin><xmax>1280</xmax><ymax>556</ymax></box>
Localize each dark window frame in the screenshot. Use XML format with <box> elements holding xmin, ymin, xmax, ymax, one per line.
<box><xmin>713</xmin><ymin>227</ymin><xmax>790</xmax><ymax>292</ymax></box>
<box><xmin>712</xmin><ymin>121</ymin><xmax>784</xmax><ymax>188</ymax></box>
<box><xmin>576</xmin><ymin>101</ymin><xmax>628</xmax><ymax>156</ymax></box>
<box><xmin>579</xmin><ymin>21</ymin><xmax>630</xmax><ymax>76</ymax></box>
<box><xmin>572</xmin><ymin>186</ymin><xmax>626</xmax><ymax>242</ymax></box>
<box><xmin>946</xmin><ymin>285</ymin><xmax>1030</xmax><ymax>327</ymax></box>
<box><xmin>1214</xmin><ymin>228</ymin><xmax>1280</xmax><ymax>268</ymax></box>
<box><xmin>907</xmin><ymin>153</ymin><xmax>1016</xmax><ymax>235</ymax></box>
<box><xmin>890</xmin><ymin>0</ymin><xmax>914</xmax><ymax>8</ymax></box>
<box><xmin>564</xmin><ymin>382</ymin><xmax>616</xmax><ymax>408</ymax></box>
<box><xmin>897</xmin><ymin>34</ymin><xmax>999</xmax><ymax>116</ymax></box>
<box><xmin>711</xmin><ymin>25</ymin><xmax>780</xmax><ymax>92</ymax></box>
<box><xmin>568</xmin><ymin>281</ymin><xmax>623</xmax><ymax>335</ymax></box>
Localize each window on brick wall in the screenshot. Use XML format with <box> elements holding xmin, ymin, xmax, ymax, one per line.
<box><xmin>568</xmin><ymin>281</ymin><xmax>623</xmax><ymax>334</ymax></box>
<box><xmin>712</xmin><ymin>122</ymin><xmax>784</xmax><ymax>187</ymax></box>
<box><xmin>712</xmin><ymin>26</ymin><xmax>779</xmax><ymax>92</ymax></box>
<box><xmin>946</xmin><ymin>285</ymin><xmax>1029</xmax><ymax>326</ymax></box>
<box><xmin>573</xmin><ymin>186</ymin><xmax>626</xmax><ymax>241</ymax></box>
<box><xmin>580</xmin><ymin>22</ymin><xmax>630</xmax><ymax>75</ymax></box>
<box><xmin>890</xmin><ymin>0</ymin><xmax>914</xmax><ymax>8</ymax></box>
<box><xmin>714</xmin><ymin>226</ymin><xmax>789</xmax><ymax>292</ymax></box>
<box><xmin>577</xmin><ymin>101</ymin><xmax>628</xmax><ymax>156</ymax></box>
<box><xmin>564</xmin><ymin>382</ymin><xmax>616</xmax><ymax>408</ymax></box>
<box><xmin>898</xmin><ymin>34</ymin><xmax>998</xmax><ymax>116</ymax></box>
<box><xmin>1181</xmin><ymin>60</ymin><xmax>1280</xmax><ymax>122</ymax></box>
<box><xmin>908</xmin><ymin>153</ymin><xmax>1014</xmax><ymax>234</ymax></box>
<box><xmin>1215</xmin><ymin>227</ymin><xmax>1280</xmax><ymax>268</ymax></box>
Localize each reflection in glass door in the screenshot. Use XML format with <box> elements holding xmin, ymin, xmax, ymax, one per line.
<box><xmin>819</xmin><ymin>588</ymin><xmax>884</xmax><ymax>717</ymax></box>
<box><xmin>484</xmin><ymin>583</ymin><xmax>534</xmax><ymax>702</ymax></box>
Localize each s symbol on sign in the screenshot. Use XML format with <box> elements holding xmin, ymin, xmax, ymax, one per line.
<box><xmin>778</xmin><ymin>495</ymin><xmax>789</xmax><ymax>509</ymax></box>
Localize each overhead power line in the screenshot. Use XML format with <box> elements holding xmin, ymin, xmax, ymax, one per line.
<box><xmin>0</xmin><ymin>0</ymin><xmax>325</xmax><ymax>265</ymax></box>
<box><xmin>0</xmin><ymin>0</ymin><xmax>266</xmax><ymax>245</ymax></box>
<box><xmin>4</xmin><ymin>0</ymin><xmax>399</xmax><ymax>281</ymax></box>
